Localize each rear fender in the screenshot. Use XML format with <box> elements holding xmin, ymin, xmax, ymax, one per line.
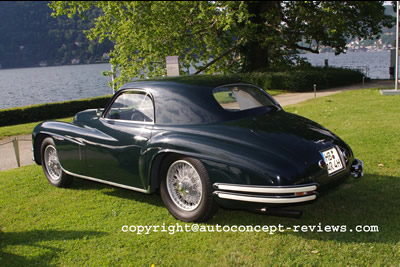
<box><xmin>144</xmin><ymin>132</ymin><xmax>280</xmax><ymax>193</ymax></box>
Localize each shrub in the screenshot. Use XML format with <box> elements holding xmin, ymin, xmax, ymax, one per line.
<box><xmin>236</xmin><ymin>67</ymin><xmax>365</xmax><ymax>92</ymax></box>
<box><xmin>159</xmin><ymin>67</ymin><xmax>365</xmax><ymax>92</ymax></box>
<box><xmin>0</xmin><ymin>96</ymin><xmax>111</xmax><ymax>127</ymax></box>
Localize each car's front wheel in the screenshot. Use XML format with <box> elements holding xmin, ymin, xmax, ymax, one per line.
<box><xmin>41</xmin><ymin>137</ymin><xmax>73</xmax><ymax>188</ymax></box>
<box><xmin>160</xmin><ymin>156</ymin><xmax>218</xmax><ymax>222</ymax></box>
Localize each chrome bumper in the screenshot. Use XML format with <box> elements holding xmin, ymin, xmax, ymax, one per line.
<box><xmin>213</xmin><ymin>183</ymin><xmax>318</xmax><ymax>204</ymax></box>
<box><xmin>351</xmin><ymin>159</ymin><xmax>364</xmax><ymax>178</ymax></box>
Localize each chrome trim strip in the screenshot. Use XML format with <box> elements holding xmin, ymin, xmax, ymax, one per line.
<box><xmin>63</xmin><ymin>169</ymin><xmax>149</xmax><ymax>194</ymax></box>
<box><xmin>134</xmin><ymin>135</ymin><xmax>149</xmax><ymax>141</ymax></box>
<box><xmin>213</xmin><ymin>183</ymin><xmax>318</xmax><ymax>194</ymax></box>
<box><xmin>102</xmin><ymin>117</ymin><xmax>154</xmax><ymax>125</ymax></box>
<box><xmin>214</xmin><ymin>191</ymin><xmax>317</xmax><ymax>204</ymax></box>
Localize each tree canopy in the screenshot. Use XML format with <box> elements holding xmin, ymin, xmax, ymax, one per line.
<box><xmin>50</xmin><ymin>1</ymin><xmax>394</xmax><ymax>88</ymax></box>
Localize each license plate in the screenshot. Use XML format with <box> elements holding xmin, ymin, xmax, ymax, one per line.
<box><xmin>320</xmin><ymin>147</ymin><xmax>345</xmax><ymax>175</ymax></box>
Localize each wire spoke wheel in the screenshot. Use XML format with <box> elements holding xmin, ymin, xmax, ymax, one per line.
<box><xmin>166</xmin><ymin>160</ymin><xmax>203</xmax><ymax>211</ymax></box>
<box><xmin>44</xmin><ymin>145</ymin><xmax>62</xmax><ymax>181</ymax></box>
<box><xmin>40</xmin><ymin>137</ymin><xmax>72</xmax><ymax>188</ymax></box>
<box><xmin>160</xmin><ymin>156</ymin><xmax>218</xmax><ymax>222</ymax></box>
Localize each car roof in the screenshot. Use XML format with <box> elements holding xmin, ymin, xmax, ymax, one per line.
<box><xmin>117</xmin><ymin>76</ymin><xmax>274</xmax><ymax>125</ymax></box>
<box><xmin>126</xmin><ymin>75</ymin><xmax>249</xmax><ymax>87</ymax></box>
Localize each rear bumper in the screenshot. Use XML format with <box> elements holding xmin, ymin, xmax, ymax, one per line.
<box><xmin>213</xmin><ymin>183</ymin><xmax>318</xmax><ymax>204</ymax></box>
<box><xmin>351</xmin><ymin>159</ymin><xmax>364</xmax><ymax>178</ymax></box>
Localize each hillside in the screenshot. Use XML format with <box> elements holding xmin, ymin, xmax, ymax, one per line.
<box><xmin>341</xmin><ymin>4</ymin><xmax>396</xmax><ymax>52</ymax></box>
<box><xmin>0</xmin><ymin>1</ymin><xmax>113</xmax><ymax>69</ymax></box>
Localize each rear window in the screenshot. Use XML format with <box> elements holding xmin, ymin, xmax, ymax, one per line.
<box><xmin>213</xmin><ymin>84</ymin><xmax>275</xmax><ymax>112</ymax></box>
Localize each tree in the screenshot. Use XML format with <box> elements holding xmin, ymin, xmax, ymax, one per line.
<box><xmin>49</xmin><ymin>1</ymin><xmax>394</xmax><ymax>89</ymax></box>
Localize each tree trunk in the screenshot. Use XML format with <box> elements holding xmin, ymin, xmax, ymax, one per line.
<box><xmin>241</xmin><ymin>41</ymin><xmax>270</xmax><ymax>72</ymax></box>
<box><xmin>240</xmin><ymin>1</ymin><xmax>280</xmax><ymax>72</ymax></box>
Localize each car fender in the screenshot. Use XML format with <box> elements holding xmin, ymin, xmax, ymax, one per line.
<box><xmin>144</xmin><ymin>131</ymin><xmax>284</xmax><ymax>192</ymax></box>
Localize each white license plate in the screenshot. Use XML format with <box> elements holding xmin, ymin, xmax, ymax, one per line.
<box><xmin>321</xmin><ymin>147</ymin><xmax>345</xmax><ymax>175</ymax></box>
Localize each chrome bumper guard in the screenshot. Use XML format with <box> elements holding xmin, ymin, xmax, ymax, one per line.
<box><xmin>213</xmin><ymin>183</ymin><xmax>318</xmax><ymax>204</ymax></box>
<box><xmin>351</xmin><ymin>159</ymin><xmax>364</xmax><ymax>178</ymax></box>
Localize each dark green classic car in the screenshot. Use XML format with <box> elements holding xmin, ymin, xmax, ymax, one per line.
<box><xmin>32</xmin><ymin>79</ymin><xmax>363</xmax><ymax>222</ymax></box>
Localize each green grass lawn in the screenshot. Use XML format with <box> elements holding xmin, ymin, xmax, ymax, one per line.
<box><xmin>0</xmin><ymin>117</ymin><xmax>73</xmax><ymax>140</ymax></box>
<box><xmin>1</xmin><ymin>89</ymin><xmax>400</xmax><ymax>265</ymax></box>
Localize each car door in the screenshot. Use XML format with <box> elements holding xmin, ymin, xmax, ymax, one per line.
<box><xmin>82</xmin><ymin>90</ymin><xmax>154</xmax><ymax>190</ymax></box>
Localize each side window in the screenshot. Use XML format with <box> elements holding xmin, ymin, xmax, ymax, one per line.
<box><xmin>105</xmin><ymin>91</ymin><xmax>154</xmax><ymax>122</ymax></box>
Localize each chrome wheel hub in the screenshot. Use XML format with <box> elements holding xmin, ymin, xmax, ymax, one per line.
<box><xmin>166</xmin><ymin>160</ymin><xmax>202</xmax><ymax>211</ymax></box>
<box><xmin>44</xmin><ymin>145</ymin><xmax>62</xmax><ymax>181</ymax></box>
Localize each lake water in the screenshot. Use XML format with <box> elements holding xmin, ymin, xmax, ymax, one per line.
<box><xmin>300</xmin><ymin>50</ymin><xmax>390</xmax><ymax>79</ymax></box>
<box><xmin>0</xmin><ymin>51</ymin><xmax>392</xmax><ymax>109</ymax></box>
<box><xmin>0</xmin><ymin>63</ymin><xmax>113</xmax><ymax>110</ymax></box>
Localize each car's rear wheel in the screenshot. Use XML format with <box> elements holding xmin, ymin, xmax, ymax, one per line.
<box><xmin>41</xmin><ymin>137</ymin><xmax>73</xmax><ymax>188</ymax></box>
<box><xmin>160</xmin><ymin>155</ymin><xmax>218</xmax><ymax>222</ymax></box>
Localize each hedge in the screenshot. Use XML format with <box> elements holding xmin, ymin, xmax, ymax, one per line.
<box><xmin>0</xmin><ymin>95</ymin><xmax>111</xmax><ymax>127</ymax></box>
<box><xmin>236</xmin><ymin>67</ymin><xmax>365</xmax><ymax>92</ymax></box>
<box><xmin>154</xmin><ymin>66</ymin><xmax>365</xmax><ymax>92</ymax></box>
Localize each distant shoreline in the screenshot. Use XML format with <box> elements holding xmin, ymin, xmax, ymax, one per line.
<box><xmin>0</xmin><ymin>61</ymin><xmax>110</xmax><ymax>71</ymax></box>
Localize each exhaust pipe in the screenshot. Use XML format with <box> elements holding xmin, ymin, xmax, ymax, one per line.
<box><xmin>250</xmin><ymin>207</ymin><xmax>303</xmax><ymax>218</ymax></box>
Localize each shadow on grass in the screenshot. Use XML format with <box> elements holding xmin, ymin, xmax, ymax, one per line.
<box><xmin>0</xmin><ymin>229</ymin><xmax>105</xmax><ymax>266</ymax></box>
<box><xmin>104</xmin><ymin>187</ymin><xmax>165</xmax><ymax>208</ymax></box>
<box><xmin>52</xmin><ymin>172</ymin><xmax>400</xmax><ymax>245</ymax></box>
<box><xmin>68</xmin><ymin>177</ymin><xmax>111</xmax><ymax>191</ymax></box>
<box><xmin>71</xmin><ymin>177</ymin><xmax>165</xmax><ymax>208</ymax></box>
<box><xmin>209</xmin><ymin>173</ymin><xmax>400</xmax><ymax>245</ymax></box>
